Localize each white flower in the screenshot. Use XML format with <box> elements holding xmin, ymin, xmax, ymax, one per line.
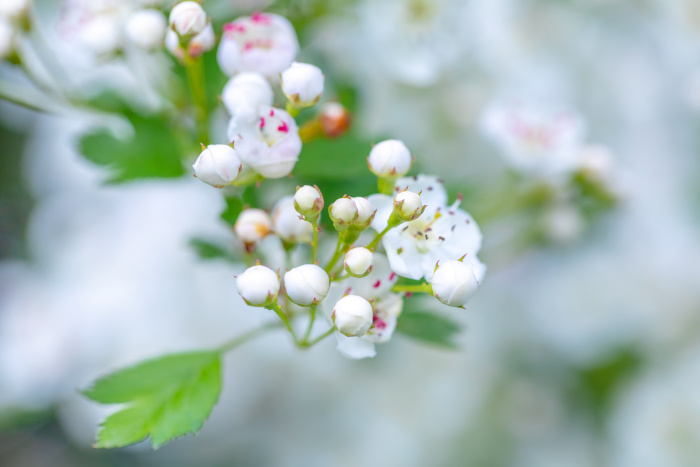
<box><xmin>393</xmin><ymin>190</ymin><xmax>424</xmax><ymax>221</ymax></box>
<box><xmin>294</xmin><ymin>185</ymin><xmax>324</xmax><ymax>218</ymax></box>
<box><xmin>78</xmin><ymin>14</ymin><xmax>122</xmax><ymax>56</ymax></box>
<box><xmin>430</xmin><ymin>260</ymin><xmax>478</xmax><ymax>308</ymax></box>
<box><xmin>283</xmin><ymin>264</ymin><xmax>330</xmax><ymax>306</ymax></box>
<box><xmin>192</xmin><ymin>144</ymin><xmax>242</xmax><ymax>188</ymax></box>
<box><xmin>352</xmin><ymin>196</ymin><xmax>376</xmax><ymax>229</ymax></box>
<box><xmin>217</xmin><ymin>12</ymin><xmax>298</xmax><ymax>79</ymax></box>
<box><xmin>332</xmin><ymin>295</ymin><xmax>373</xmax><ymax>337</ymax></box>
<box><xmin>369</xmin><ymin>175</ymin><xmax>485</xmax><ymax>281</ymax></box>
<box><xmin>125</xmin><ymin>9</ymin><xmax>167</xmax><ymax>50</ymax></box>
<box><xmin>367</xmin><ymin>139</ymin><xmax>412</xmax><ymax>178</ymax></box>
<box><xmin>318</xmin><ymin>102</ymin><xmax>351</xmax><ymax>138</ymax></box>
<box><xmin>221</xmin><ymin>72</ymin><xmax>273</xmax><ymax>125</ymax></box>
<box><xmin>165</xmin><ymin>22</ymin><xmax>214</xmax><ymax>60</ymax></box>
<box><xmin>281</xmin><ymin>62</ymin><xmax>324</xmax><ymax>107</ymax></box>
<box><xmin>0</xmin><ymin>0</ymin><xmax>31</xmax><ymax>22</ymax></box>
<box><xmin>271</xmin><ymin>196</ymin><xmax>313</xmax><ymax>244</ymax></box>
<box><xmin>542</xmin><ymin>205</ymin><xmax>584</xmax><ymax>244</ymax></box>
<box><xmin>0</xmin><ymin>18</ymin><xmax>16</xmax><ymax>60</ymax></box>
<box><xmin>480</xmin><ymin>101</ymin><xmax>586</xmax><ymax>175</ymax></box>
<box><xmin>577</xmin><ymin>144</ymin><xmax>614</xmax><ymax>182</ymax></box>
<box><xmin>328</xmin><ymin>197</ymin><xmax>358</xmax><ymax>228</ymax></box>
<box><xmin>344</xmin><ymin>247</ymin><xmax>373</xmax><ymax>278</ymax></box>
<box><xmin>227</xmin><ymin>105</ymin><xmax>302</xmax><ymax>179</ymax></box>
<box><xmin>168</xmin><ymin>1</ymin><xmax>206</xmax><ymax>37</ymax></box>
<box><xmin>234</xmin><ymin>208</ymin><xmax>272</xmax><ymax>250</ymax></box>
<box><xmin>236</xmin><ymin>265</ymin><xmax>279</xmax><ymax>307</ymax></box>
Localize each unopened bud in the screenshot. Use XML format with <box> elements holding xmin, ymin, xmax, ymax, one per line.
<box><xmin>283</xmin><ymin>264</ymin><xmax>330</xmax><ymax>306</ymax></box>
<box><xmin>351</xmin><ymin>197</ymin><xmax>375</xmax><ymax>230</ymax></box>
<box><xmin>192</xmin><ymin>144</ymin><xmax>242</xmax><ymax>188</ymax></box>
<box><xmin>125</xmin><ymin>9</ymin><xmax>167</xmax><ymax>50</ymax></box>
<box><xmin>329</xmin><ymin>197</ymin><xmax>358</xmax><ymax>230</ymax></box>
<box><xmin>368</xmin><ymin>139</ymin><xmax>412</xmax><ymax>178</ymax></box>
<box><xmin>294</xmin><ymin>185</ymin><xmax>324</xmax><ymax>219</ymax></box>
<box><xmin>234</xmin><ymin>209</ymin><xmax>272</xmax><ymax>250</ymax></box>
<box><xmin>344</xmin><ymin>247</ymin><xmax>373</xmax><ymax>278</ymax></box>
<box><xmin>272</xmin><ymin>196</ymin><xmax>313</xmax><ymax>244</ymax></box>
<box><xmin>332</xmin><ymin>295</ymin><xmax>373</xmax><ymax>337</ymax></box>
<box><xmin>393</xmin><ymin>190</ymin><xmax>424</xmax><ymax>221</ymax></box>
<box><xmin>281</xmin><ymin>62</ymin><xmax>324</xmax><ymax>108</ymax></box>
<box><xmin>236</xmin><ymin>265</ymin><xmax>279</xmax><ymax>307</ymax></box>
<box><xmin>319</xmin><ymin>102</ymin><xmax>351</xmax><ymax>138</ymax></box>
<box><xmin>431</xmin><ymin>260</ymin><xmax>478</xmax><ymax>308</ymax></box>
<box><xmin>169</xmin><ymin>1</ymin><xmax>207</xmax><ymax>37</ymax></box>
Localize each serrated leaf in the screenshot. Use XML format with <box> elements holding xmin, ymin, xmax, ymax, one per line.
<box><xmin>83</xmin><ymin>351</ymin><xmax>222</xmax><ymax>449</ymax></box>
<box><xmin>396</xmin><ymin>310</ymin><xmax>462</xmax><ymax>349</ymax></box>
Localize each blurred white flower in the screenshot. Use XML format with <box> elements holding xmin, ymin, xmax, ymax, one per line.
<box><xmin>0</xmin><ymin>17</ymin><xmax>16</xmax><ymax>60</ymax></box>
<box><xmin>125</xmin><ymin>9</ymin><xmax>167</xmax><ymax>50</ymax></box>
<box><xmin>165</xmin><ymin>23</ymin><xmax>214</xmax><ymax>60</ymax></box>
<box><xmin>78</xmin><ymin>13</ymin><xmax>122</xmax><ymax>56</ymax></box>
<box><xmin>234</xmin><ymin>208</ymin><xmax>272</xmax><ymax>250</ymax></box>
<box><xmin>0</xmin><ymin>0</ymin><xmax>31</xmax><ymax>22</ymax></box>
<box><xmin>368</xmin><ymin>139</ymin><xmax>412</xmax><ymax>178</ymax></box>
<box><xmin>168</xmin><ymin>1</ymin><xmax>207</xmax><ymax>37</ymax></box>
<box><xmin>221</xmin><ymin>72</ymin><xmax>274</xmax><ymax>125</ymax></box>
<box><xmin>217</xmin><ymin>12</ymin><xmax>298</xmax><ymax>79</ymax></box>
<box><xmin>271</xmin><ymin>196</ymin><xmax>313</xmax><ymax>244</ymax></box>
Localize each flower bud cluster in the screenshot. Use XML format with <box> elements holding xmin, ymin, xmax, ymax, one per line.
<box><xmin>328</xmin><ymin>196</ymin><xmax>375</xmax><ymax>232</ymax></box>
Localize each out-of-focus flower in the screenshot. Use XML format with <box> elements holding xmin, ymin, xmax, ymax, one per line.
<box><xmin>283</xmin><ymin>264</ymin><xmax>330</xmax><ymax>306</ymax></box>
<box><xmin>0</xmin><ymin>18</ymin><xmax>16</xmax><ymax>60</ymax></box>
<box><xmin>227</xmin><ymin>105</ymin><xmax>302</xmax><ymax>179</ymax></box>
<box><xmin>577</xmin><ymin>144</ymin><xmax>614</xmax><ymax>183</ymax></box>
<box><xmin>430</xmin><ymin>259</ymin><xmax>479</xmax><ymax>308</ymax></box>
<box><xmin>0</xmin><ymin>0</ymin><xmax>31</xmax><ymax>22</ymax></box>
<box><xmin>221</xmin><ymin>72</ymin><xmax>273</xmax><ymax>125</ymax></box>
<box><xmin>542</xmin><ymin>204</ymin><xmax>584</xmax><ymax>244</ymax></box>
<box><xmin>367</xmin><ymin>139</ymin><xmax>412</xmax><ymax>178</ymax></box>
<box><xmin>369</xmin><ymin>175</ymin><xmax>485</xmax><ymax>281</ymax></box>
<box><xmin>344</xmin><ymin>247</ymin><xmax>374</xmax><ymax>278</ymax></box>
<box><xmin>192</xmin><ymin>144</ymin><xmax>242</xmax><ymax>188</ymax></box>
<box><xmin>281</xmin><ymin>62</ymin><xmax>324</xmax><ymax>107</ymax></box>
<box><xmin>77</xmin><ymin>13</ymin><xmax>122</xmax><ymax>56</ymax></box>
<box><xmin>236</xmin><ymin>265</ymin><xmax>279</xmax><ymax>307</ymax></box>
<box><xmin>318</xmin><ymin>102</ymin><xmax>351</xmax><ymax>138</ymax></box>
<box><xmin>124</xmin><ymin>9</ymin><xmax>167</xmax><ymax>50</ymax></box>
<box><xmin>294</xmin><ymin>185</ymin><xmax>324</xmax><ymax>219</ymax></box>
<box><xmin>218</xmin><ymin>12</ymin><xmax>298</xmax><ymax>79</ymax></box>
<box><xmin>168</xmin><ymin>1</ymin><xmax>207</xmax><ymax>37</ymax></box>
<box><xmin>271</xmin><ymin>196</ymin><xmax>313</xmax><ymax>244</ymax></box>
<box><xmin>332</xmin><ymin>295</ymin><xmax>373</xmax><ymax>337</ymax></box>
<box><xmin>234</xmin><ymin>208</ymin><xmax>272</xmax><ymax>250</ymax></box>
<box><xmin>165</xmin><ymin>23</ymin><xmax>214</xmax><ymax>60</ymax></box>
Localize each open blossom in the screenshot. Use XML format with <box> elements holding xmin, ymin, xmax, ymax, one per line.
<box><xmin>368</xmin><ymin>175</ymin><xmax>485</xmax><ymax>282</ymax></box>
<box><xmin>271</xmin><ymin>196</ymin><xmax>313</xmax><ymax>244</ymax></box>
<box><xmin>217</xmin><ymin>12</ymin><xmax>298</xmax><ymax>79</ymax></box>
<box><xmin>221</xmin><ymin>72</ymin><xmax>273</xmax><ymax>125</ymax></box>
<box><xmin>480</xmin><ymin>101</ymin><xmax>586</xmax><ymax>175</ymax></box>
<box><xmin>281</xmin><ymin>62</ymin><xmax>324</xmax><ymax>107</ymax></box>
<box><xmin>227</xmin><ymin>105</ymin><xmax>302</xmax><ymax>179</ymax></box>
<box><xmin>165</xmin><ymin>23</ymin><xmax>214</xmax><ymax>59</ymax></box>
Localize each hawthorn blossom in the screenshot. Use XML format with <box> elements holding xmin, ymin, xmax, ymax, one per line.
<box><xmin>221</xmin><ymin>72</ymin><xmax>273</xmax><ymax>125</ymax></box>
<box><xmin>217</xmin><ymin>12</ymin><xmax>298</xmax><ymax>79</ymax></box>
<box><xmin>368</xmin><ymin>175</ymin><xmax>485</xmax><ymax>282</ymax></box>
<box><xmin>226</xmin><ymin>105</ymin><xmax>302</xmax><ymax>179</ymax></box>
<box><xmin>165</xmin><ymin>23</ymin><xmax>215</xmax><ymax>60</ymax></box>
<box><xmin>480</xmin><ymin>101</ymin><xmax>586</xmax><ymax>175</ymax></box>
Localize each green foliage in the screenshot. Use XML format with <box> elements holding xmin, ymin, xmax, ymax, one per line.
<box><xmin>190</xmin><ymin>238</ymin><xmax>235</xmax><ymax>262</ymax></box>
<box><xmin>220</xmin><ymin>195</ymin><xmax>244</xmax><ymax>226</ymax></box>
<box><xmin>396</xmin><ymin>308</ymin><xmax>463</xmax><ymax>349</ymax></box>
<box><xmin>83</xmin><ymin>351</ymin><xmax>222</xmax><ymax>449</ymax></box>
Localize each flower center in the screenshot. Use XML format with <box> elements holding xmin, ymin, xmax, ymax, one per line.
<box><xmin>400</xmin><ymin>212</ymin><xmax>443</xmax><ymax>254</ymax></box>
<box><xmin>258</xmin><ymin>109</ymin><xmax>289</xmax><ymax>146</ymax></box>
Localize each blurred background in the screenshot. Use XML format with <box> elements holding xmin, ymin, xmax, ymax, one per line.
<box><xmin>1</xmin><ymin>0</ymin><xmax>700</xmax><ymax>466</ymax></box>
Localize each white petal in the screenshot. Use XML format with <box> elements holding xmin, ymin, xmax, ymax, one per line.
<box><xmin>335</xmin><ymin>333</ymin><xmax>376</xmax><ymax>359</ymax></box>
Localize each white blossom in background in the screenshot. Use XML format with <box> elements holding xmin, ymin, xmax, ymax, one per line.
<box><xmin>367</xmin><ymin>139</ymin><xmax>412</xmax><ymax>178</ymax></box>
<box><xmin>165</xmin><ymin>23</ymin><xmax>215</xmax><ymax>60</ymax></box>
<box><xmin>217</xmin><ymin>12</ymin><xmax>298</xmax><ymax>79</ymax></box>
<box><xmin>271</xmin><ymin>196</ymin><xmax>313</xmax><ymax>244</ymax></box>
<box><xmin>124</xmin><ymin>9</ymin><xmax>167</xmax><ymax>50</ymax></box>
<box><xmin>0</xmin><ymin>17</ymin><xmax>16</xmax><ymax>60</ymax></box>
<box><xmin>234</xmin><ymin>208</ymin><xmax>272</xmax><ymax>250</ymax></box>
<box><xmin>221</xmin><ymin>72</ymin><xmax>274</xmax><ymax>125</ymax></box>
<box><xmin>480</xmin><ymin>101</ymin><xmax>586</xmax><ymax>175</ymax></box>
<box><xmin>369</xmin><ymin>175</ymin><xmax>485</xmax><ymax>282</ymax></box>
<box><xmin>227</xmin><ymin>105</ymin><xmax>302</xmax><ymax>179</ymax></box>
<box><xmin>0</xmin><ymin>0</ymin><xmax>31</xmax><ymax>22</ymax></box>
<box><xmin>281</xmin><ymin>62</ymin><xmax>325</xmax><ymax>107</ymax></box>
<box><xmin>168</xmin><ymin>1</ymin><xmax>207</xmax><ymax>37</ymax></box>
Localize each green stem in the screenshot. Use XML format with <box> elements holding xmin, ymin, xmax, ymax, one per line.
<box><xmin>184</xmin><ymin>53</ymin><xmax>209</xmax><ymax>145</ymax></box>
<box><xmin>218</xmin><ymin>322</ymin><xmax>282</xmax><ymax>353</ymax></box>
<box><xmin>286</xmin><ymin>100</ymin><xmax>300</xmax><ymax>117</ymax></box>
<box><xmin>310</xmin><ymin>219</ymin><xmax>319</xmax><ymax>263</ymax></box>
<box><xmin>268</xmin><ymin>302</ymin><xmax>299</xmax><ymax>343</ymax></box>
<box><xmin>366</xmin><ymin>224</ymin><xmax>392</xmax><ymax>250</ymax></box>
<box><xmin>391</xmin><ymin>283</ymin><xmax>433</xmax><ymax>294</ymax></box>
<box><xmin>306</xmin><ymin>327</ymin><xmax>335</xmax><ymax>347</ymax></box>
<box><xmin>377</xmin><ymin>176</ymin><xmax>396</xmax><ymax>195</ymax></box>
<box><xmin>303</xmin><ymin>305</ymin><xmax>316</xmax><ymax>343</ymax></box>
<box><xmin>324</xmin><ymin>233</ymin><xmax>345</xmax><ymax>273</ymax></box>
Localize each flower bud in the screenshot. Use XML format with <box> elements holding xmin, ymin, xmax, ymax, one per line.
<box><xmin>329</xmin><ymin>197</ymin><xmax>358</xmax><ymax>230</ymax></box>
<box><xmin>165</xmin><ymin>23</ymin><xmax>214</xmax><ymax>60</ymax></box>
<box><xmin>192</xmin><ymin>144</ymin><xmax>242</xmax><ymax>188</ymax></box>
<box><xmin>351</xmin><ymin>196</ymin><xmax>375</xmax><ymax>229</ymax></box>
<box><xmin>169</xmin><ymin>1</ymin><xmax>207</xmax><ymax>37</ymax></box>
<box><xmin>319</xmin><ymin>102</ymin><xmax>351</xmax><ymax>139</ymax></box>
<box><xmin>294</xmin><ymin>185</ymin><xmax>323</xmax><ymax>219</ymax></box>
<box><xmin>393</xmin><ymin>190</ymin><xmax>425</xmax><ymax>221</ymax></box>
<box><xmin>0</xmin><ymin>0</ymin><xmax>30</xmax><ymax>23</ymax></box>
<box><xmin>234</xmin><ymin>209</ymin><xmax>272</xmax><ymax>250</ymax></box>
<box><xmin>222</xmin><ymin>72</ymin><xmax>273</xmax><ymax>123</ymax></box>
<box><xmin>272</xmin><ymin>196</ymin><xmax>313</xmax><ymax>244</ymax></box>
<box><xmin>281</xmin><ymin>62</ymin><xmax>324</xmax><ymax>108</ymax></box>
<box><xmin>367</xmin><ymin>139</ymin><xmax>412</xmax><ymax>178</ymax></box>
<box><xmin>0</xmin><ymin>18</ymin><xmax>16</xmax><ymax>61</ymax></box>
<box><xmin>236</xmin><ymin>265</ymin><xmax>279</xmax><ymax>307</ymax></box>
<box><xmin>332</xmin><ymin>295</ymin><xmax>373</xmax><ymax>337</ymax></box>
<box><xmin>344</xmin><ymin>247</ymin><xmax>373</xmax><ymax>278</ymax></box>
<box><xmin>283</xmin><ymin>264</ymin><xmax>330</xmax><ymax>306</ymax></box>
<box><xmin>125</xmin><ymin>9</ymin><xmax>167</xmax><ymax>50</ymax></box>
<box><xmin>431</xmin><ymin>260</ymin><xmax>479</xmax><ymax>308</ymax></box>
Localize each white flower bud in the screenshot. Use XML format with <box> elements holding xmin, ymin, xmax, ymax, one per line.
<box><xmin>169</xmin><ymin>1</ymin><xmax>207</xmax><ymax>37</ymax></box>
<box><xmin>0</xmin><ymin>0</ymin><xmax>30</xmax><ymax>22</ymax></box>
<box><xmin>281</xmin><ymin>62</ymin><xmax>324</xmax><ymax>107</ymax></box>
<box><xmin>0</xmin><ymin>18</ymin><xmax>16</xmax><ymax>60</ymax></box>
<box><xmin>393</xmin><ymin>190</ymin><xmax>424</xmax><ymax>221</ymax></box>
<box><xmin>283</xmin><ymin>264</ymin><xmax>330</xmax><ymax>306</ymax></box>
<box><xmin>165</xmin><ymin>23</ymin><xmax>214</xmax><ymax>60</ymax></box>
<box><xmin>192</xmin><ymin>144</ymin><xmax>242</xmax><ymax>188</ymax></box>
<box><xmin>294</xmin><ymin>185</ymin><xmax>323</xmax><ymax>218</ymax></box>
<box><xmin>329</xmin><ymin>197</ymin><xmax>358</xmax><ymax>229</ymax></box>
<box><xmin>332</xmin><ymin>295</ymin><xmax>373</xmax><ymax>337</ymax></box>
<box><xmin>222</xmin><ymin>72</ymin><xmax>273</xmax><ymax>123</ymax></box>
<box><xmin>344</xmin><ymin>247</ymin><xmax>373</xmax><ymax>278</ymax></box>
<box><xmin>367</xmin><ymin>139</ymin><xmax>412</xmax><ymax>178</ymax></box>
<box><xmin>234</xmin><ymin>209</ymin><xmax>272</xmax><ymax>249</ymax></box>
<box><xmin>236</xmin><ymin>265</ymin><xmax>279</xmax><ymax>306</ymax></box>
<box><xmin>351</xmin><ymin>196</ymin><xmax>375</xmax><ymax>228</ymax></box>
<box><xmin>125</xmin><ymin>9</ymin><xmax>167</xmax><ymax>50</ymax></box>
<box><xmin>79</xmin><ymin>15</ymin><xmax>121</xmax><ymax>56</ymax></box>
<box><xmin>431</xmin><ymin>260</ymin><xmax>479</xmax><ymax>308</ymax></box>
<box><xmin>272</xmin><ymin>196</ymin><xmax>313</xmax><ymax>244</ymax></box>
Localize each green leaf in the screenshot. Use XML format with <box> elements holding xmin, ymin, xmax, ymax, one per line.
<box><xmin>396</xmin><ymin>310</ymin><xmax>463</xmax><ymax>349</ymax></box>
<box><xmin>83</xmin><ymin>351</ymin><xmax>222</xmax><ymax>449</ymax></box>
<box><xmin>220</xmin><ymin>195</ymin><xmax>244</xmax><ymax>226</ymax></box>
<box><xmin>78</xmin><ymin>112</ymin><xmax>185</xmax><ymax>184</ymax></box>
<box><xmin>190</xmin><ymin>238</ymin><xmax>234</xmax><ymax>261</ymax></box>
